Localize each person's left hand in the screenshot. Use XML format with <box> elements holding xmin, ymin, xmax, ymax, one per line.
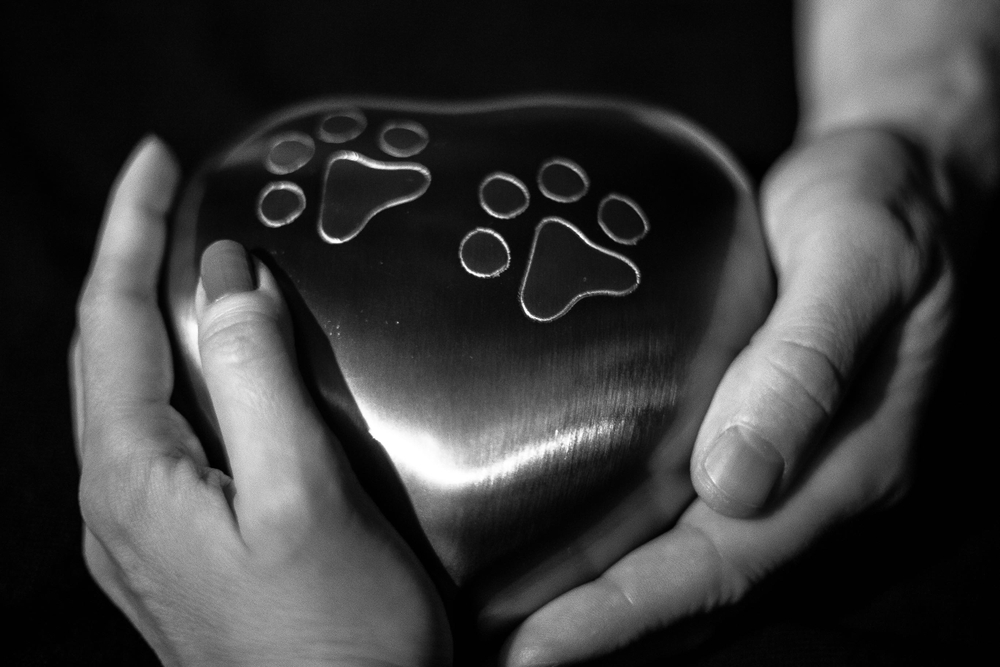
<box><xmin>503</xmin><ymin>127</ymin><xmax>955</xmax><ymax>665</ymax></box>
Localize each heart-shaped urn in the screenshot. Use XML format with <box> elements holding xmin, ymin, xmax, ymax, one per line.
<box><xmin>167</xmin><ymin>96</ymin><xmax>774</xmax><ymax>630</ymax></box>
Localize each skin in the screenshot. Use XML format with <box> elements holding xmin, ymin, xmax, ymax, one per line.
<box><xmin>72</xmin><ymin>138</ymin><xmax>451</xmax><ymax>666</ymax></box>
<box><xmin>504</xmin><ymin>2</ymin><xmax>998</xmax><ymax>663</ymax></box>
<box><xmin>73</xmin><ymin>1</ymin><xmax>998</xmax><ymax>664</ymax></box>
<box><xmin>504</xmin><ymin>126</ymin><xmax>956</xmax><ymax>664</ymax></box>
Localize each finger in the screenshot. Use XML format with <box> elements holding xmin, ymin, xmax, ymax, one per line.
<box><xmin>505</xmin><ymin>465</ymin><xmax>855</xmax><ymax>667</ymax></box>
<box><xmin>197</xmin><ymin>241</ymin><xmax>346</xmax><ymax>539</ymax></box>
<box><xmin>77</xmin><ymin>136</ymin><xmax>183</xmax><ymax>460</ymax></box>
<box><xmin>507</xmin><ymin>410</ymin><xmax>889</xmax><ymax>667</ymax></box>
<box><xmin>503</xmin><ymin>512</ymin><xmax>734</xmax><ymax>666</ymax></box>
<box><xmin>690</xmin><ymin>135</ymin><xmax>932</xmax><ymax>517</ymax></box>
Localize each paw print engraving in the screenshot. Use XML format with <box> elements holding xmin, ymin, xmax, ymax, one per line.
<box><xmin>461</xmin><ymin>157</ymin><xmax>647</xmax><ymax>323</ymax></box>
<box><xmin>252</xmin><ymin>109</ymin><xmax>650</xmax><ymax>325</ymax></box>
<box><xmin>173</xmin><ymin>99</ymin><xmax>774</xmax><ymax>623</ymax></box>
<box><xmin>255</xmin><ymin>109</ymin><xmax>431</xmax><ymax>244</ymax></box>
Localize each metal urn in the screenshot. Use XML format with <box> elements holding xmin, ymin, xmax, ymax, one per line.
<box><xmin>166</xmin><ymin>96</ymin><xmax>774</xmax><ymax>632</ymax></box>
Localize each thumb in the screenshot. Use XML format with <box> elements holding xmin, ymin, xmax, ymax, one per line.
<box><xmin>196</xmin><ymin>240</ymin><xmax>346</xmax><ymax>541</ymax></box>
<box><xmin>691</xmin><ymin>309</ymin><xmax>845</xmax><ymax>517</ymax></box>
<box><xmin>691</xmin><ymin>132</ymin><xmax>931</xmax><ymax>517</ymax></box>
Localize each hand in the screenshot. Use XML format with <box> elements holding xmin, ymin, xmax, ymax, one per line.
<box><xmin>72</xmin><ymin>137</ymin><xmax>451</xmax><ymax>666</ymax></box>
<box><xmin>503</xmin><ymin>127</ymin><xmax>955</xmax><ymax>665</ymax></box>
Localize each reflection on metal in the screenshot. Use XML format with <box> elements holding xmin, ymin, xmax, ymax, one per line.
<box><xmin>318</xmin><ymin>109</ymin><xmax>367</xmax><ymax>143</ymax></box>
<box><xmin>318</xmin><ymin>151</ymin><xmax>431</xmax><ymax>244</ymax></box>
<box><xmin>378</xmin><ymin>120</ymin><xmax>430</xmax><ymax>158</ymax></box>
<box><xmin>167</xmin><ymin>95</ymin><xmax>774</xmax><ymax>636</ymax></box>
<box><xmin>519</xmin><ymin>217</ymin><xmax>640</xmax><ymax>322</ymax></box>
<box><xmin>537</xmin><ymin>157</ymin><xmax>589</xmax><ymax>202</ymax></box>
<box><xmin>598</xmin><ymin>193</ymin><xmax>649</xmax><ymax>245</ymax></box>
<box><xmin>479</xmin><ymin>172</ymin><xmax>530</xmax><ymax>219</ymax></box>
<box><xmin>369</xmin><ymin>411</ymin><xmax>617</xmax><ymax>490</ymax></box>
<box><xmin>256</xmin><ymin>181</ymin><xmax>306</xmax><ymax>227</ymax></box>
<box><xmin>265</xmin><ymin>132</ymin><xmax>315</xmax><ymax>175</ymax></box>
<box><xmin>459</xmin><ymin>227</ymin><xmax>511</xmax><ymax>278</ymax></box>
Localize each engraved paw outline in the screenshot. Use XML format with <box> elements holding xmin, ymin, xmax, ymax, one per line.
<box><xmin>461</xmin><ymin>157</ymin><xmax>650</xmax><ymax>323</ymax></box>
<box><xmin>255</xmin><ymin>109</ymin><xmax>431</xmax><ymax>244</ymax></box>
<box><xmin>254</xmin><ymin>112</ymin><xmax>651</xmax><ymax>324</ymax></box>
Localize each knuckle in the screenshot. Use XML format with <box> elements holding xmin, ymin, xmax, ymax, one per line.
<box><xmin>246</xmin><ymin>475</ymin><xmax>345</xmax><ymax>553</ymax></box>
<box><xmin>78</xmin><ymin>451</ymin><xmax>157</xmax><ymax>546</ymax></box>
<box><xmin>200</xmin><ymin>299</ymin><xmax>286</xmax><ymax>368</ymax></box>
<box><xmin>248</xmin><ymin>503</ymin><xmax>313</xmax><ymax>555</ymax></box>
<box><xmin>254</xmin><ymin>481</ymin><xmax>322</xmax><ymax>531</ymax></box>
<box><xmin>590</xmin><ymin>575</ymin><xmax>642</xmax><ymax>628</ymax></box>
<box><xmin>857</xmin><ymin>212</ymin><xmax>931</xmax><ymax>304</ymax></box>
<box><xmin>834</xmin><ymin>174</ymin><xmax>941</xmax><ymax>302</ymax></box>
<box><xmin>255</xmin><ymin>486</ymin><xmax>311</xmax><ymax>528</ymax></box>
<box><xmin>765</xmin><ymin>335</ymin><xmax>845</xmax><ymax>423</ymax></box>
<box><xmin>79</xmin><ymin>451</ymin><xmax>201</xmax><ymax>573</ymax></box>
<box><xmin>678</xmin><ymin>522</ymin><xmax>754</xmax><ymax>607</ymax></box>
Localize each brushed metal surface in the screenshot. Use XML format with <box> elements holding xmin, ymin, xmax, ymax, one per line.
<box><xmin>166</xmin><ymin>96</ymin><xmax>774</xmax><ymax>631</ymax></box>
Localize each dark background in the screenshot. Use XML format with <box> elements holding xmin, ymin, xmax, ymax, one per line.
<box><xmin>0</xmin><ymin>1</ymin><xmax>994</xmax><ymax>664</ymax></box>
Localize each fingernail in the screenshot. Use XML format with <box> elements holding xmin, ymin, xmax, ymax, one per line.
<box><xmin>703</xmin><ymin>427</ymin><xmax>784</xmax><ymax>511</ymax></box>
<box><xmin>200</xmin><ymin>240</ymin><xmax>255</xmax><ymax>302</ymax></box>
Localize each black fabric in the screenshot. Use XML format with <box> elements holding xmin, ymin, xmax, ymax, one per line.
<box><xmin>0</xmin><ymin>1</ymin><xmax>993</xmax><ymax>664</ymax></box>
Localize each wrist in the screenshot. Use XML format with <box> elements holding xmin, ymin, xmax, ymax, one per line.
<box><xmin>798</xmin><ymin>0</ymin><xmax>1000</xmax><ymax>210</ymax></box>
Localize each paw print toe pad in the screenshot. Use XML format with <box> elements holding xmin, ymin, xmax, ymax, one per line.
<box><xmin>257</xmin><ymin>182</ymin><xmax>306</xmax><ymax>227</ymax></box>
<box><xmin>318</xmin><ymin>109</ymin><xmax>367</xmax><ymax>143</ymax></box>
<box><xmin>379</xmin><ymin>121</ymin><xmax>429</xmax><ymax>158</ymax></box>
<box><xmin>598</xmin><ymin>194</ymin><xmax>649</xmax><ymax>245</ymax></box>
<box><xmin>460</xmin><ymin>228</ymin><xmax>510</xmax><ymax>278</ymax></box>
<box><xmin>538</xmin><ymin>158</ymin><xmax>589</xmax><ymax>203</ymax></box>
<box><xmin>266</xmin><ymin>132</ymin><xmax>315</xmax><ymax>175</ymax></box>
<box><xmin>480</xmin><ymin>172</ymin><xmax>530</xmax><ymax>219</ymax></box>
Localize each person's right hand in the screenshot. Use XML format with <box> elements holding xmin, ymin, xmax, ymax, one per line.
<box><xmin>72</xmin><ymin>137</ymin><xmax>451</xmax><ymax>666</ymax></box>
